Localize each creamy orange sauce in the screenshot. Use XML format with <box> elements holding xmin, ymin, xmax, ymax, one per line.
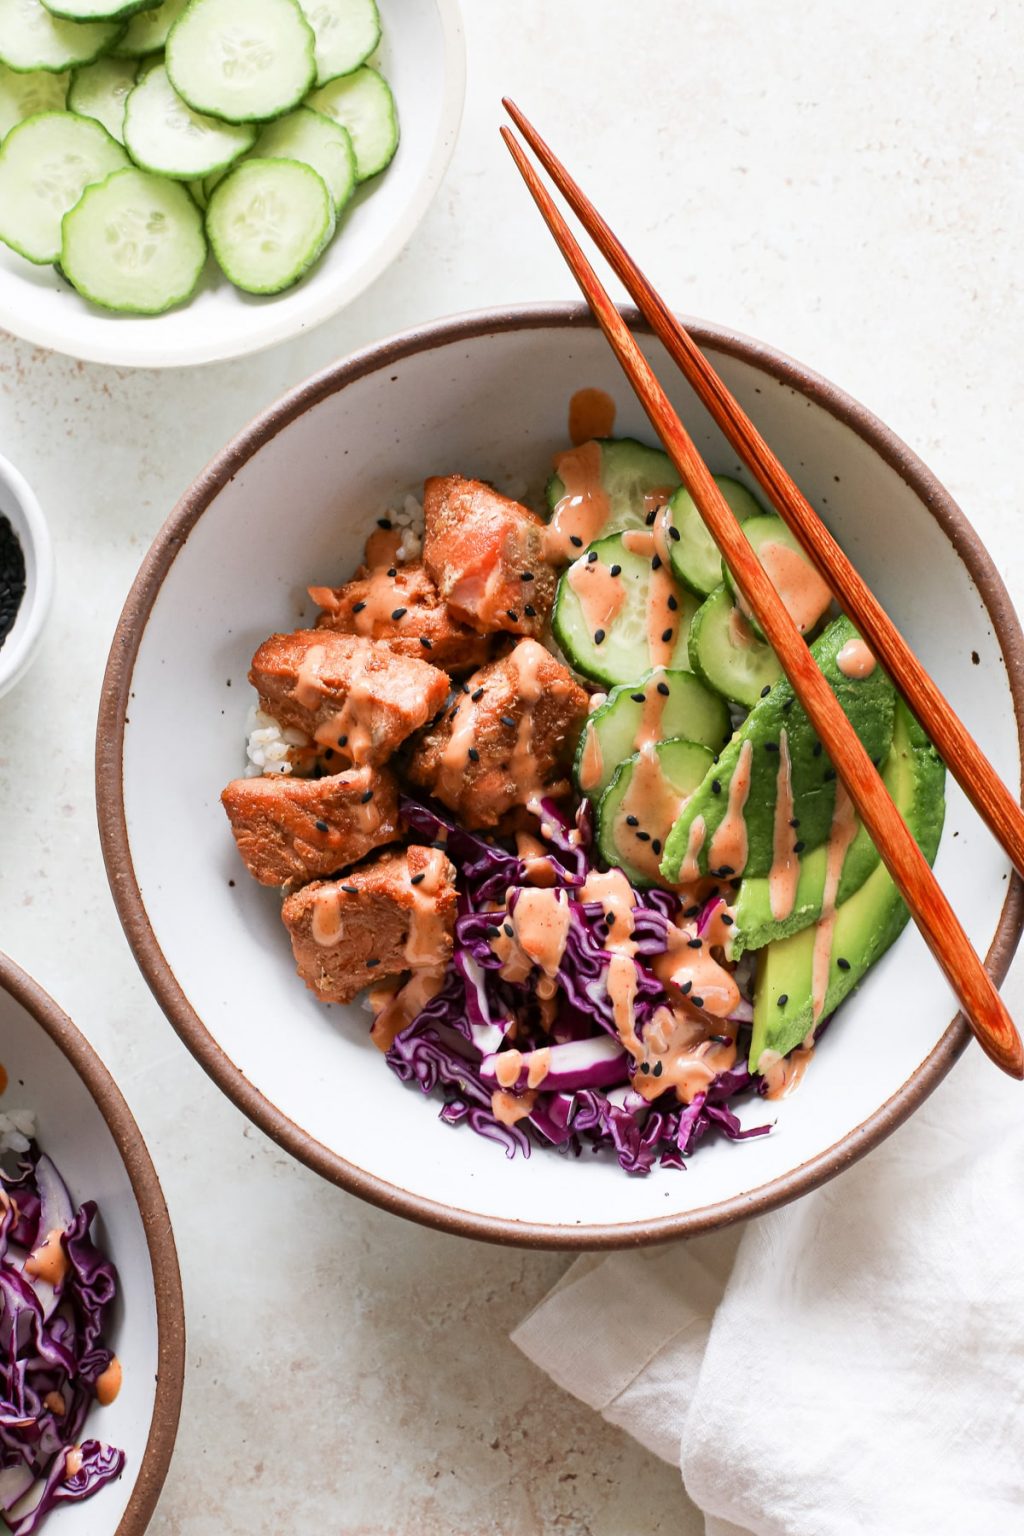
<box><xmin>768</xmin><ymin>727</ymin><xmax>799</xmax><ymax>922</ymax></box>
<box><xmin>632</xmin><ymin>1004</ymin><xmax>738</xmax><ymax>1104</ymax></box>
<box><xmin>837</xmin><ymin>637</ymin><xmax>877</xmax><ymax>679</ymax></box>
<box><xmin>508</xmin><ymin>640</ymin><xmax>558</xmax><ymax>808</ymax></box>
<box><xmin>654</xmin><ymin>924</ymin><xmax>741</xmax><ymax>1019</ymax></box>
<box><xmin>25</xmin><ymin>1229</ymin><xmax>69</xmax><ymax>1288</ymax></box>
<box><xmin>709</xmin><ymin>739</ymin><xmax>754</xmax><ymax>875</ymax></box>
<box><xmin>621</xmin><ymin>520</ymin><xmax>680</xmax><ymax>668</ymax></box>
<box><xmin>635</xmin><ymin>670</ymin><xmax>671</xmax><ymax>750</ymax></box>
<box><xmin>545</xmin><ymin>441</ymin><xmax>610</xmax><ymax>563</ymax></box>
<box><xmin>495</xmin><ymin>1049</ymin><xmax>523</xmax><ymax>1089</ymax></box>
<box><xmin>810</xmin><ymin>784</ymin><xmax>858</xmax><ymax>1027</ymax></box>
<box><xmin>741</xmin><ymin>541</ymin><xmax>832</xmax><ymax>635</ymax></box>
<box><xmin>404</xmin><ymin>849</ymin><xmax>451</xmax><ymax>968</ymax></box>
<box><xmin>64</xmin><ymin>1447</ymin><xmax>83</xmax><ymax>1481</ymax></box>
<box><xmin>311</xmin><ymin>886</ymin><xmax>344</xmax><ymax>946</ymax></box>
<box><xmin>363</xmin><ymin>526</ymin><xmax>403</xmax><ymax>569</ymax></box>
<box><xmin>312</xmin><ymin>650</ymin><xmax>377</xmax><ymax>764</ymax></box>
<box><xmin>515</xmin><ymin>830</ymin><xmax>558</xmax><ymax>887</ymax></box>
<box><xmin>43</xmin><ymin>1391</ymin><xmax>65</xmax><ymax>1417</ymax></box>
<box><xmin>436</xmin><ymin>693</ymin><xmax>479</xmax><ymax>804</ymax></box>
<box><xmin>491</xmin><ymin>1088</ymin><xmax>537</xmax><ymax>1126</ymax></box>
<box><xmin>95</xmin><ymin>1357</ymin><xmax>122</xmax><ymax>1407</ymax></box>
<box><xmin>526</xmin><ymin>1046</ymin><xmax>552</xmax><ymax>1089</ymax></box>
<box><xmin>370</xmin><ymin>967</ymin><xmax>447</xmax><ymax>1052</ymax></box>
<box><xmin>760</xmin><ymin>1045</ymin><xmax>814</xmax><ymax>1100</ymax></box>
<box><xmin>578</xmin><ymin>723</ymin><xmax>605</xmax><ymax>793</ymax></box>
<box><xmin>728</xmin><ymin>607</ymin><xmax>758</xmax><ymax>650</ymax></box>
<box><xmin>566</xmin><ymin>556</ymin><xmax>625</xmax><ymax>638</ymax></box>
<box><xmin>569</xmin><ymin>387</ymin><xmax>616</xmax><ymax>446</ymax></box>
<box><xmin>511</xmin><ymin>888</ymin><xmax>571</xmax><ymax>978</ymax></box>
<box><xmin>613</xmin><ymin>743</ymin><xmax>686</xmax><ymax>883</ymax></box>
<box><xmin>677</xmin><ymin>816</ymin><xmax>707</xmax><ymax>884</ymax></box>
<box><xmin>292</xmin><ymin>642</ymin><xmax>327</xmax><ymax>711</ymax></box>
<box><xmin>582</xmin><ymin>867</ymin><xmax>638</xmax><ymax>936</ymax></box>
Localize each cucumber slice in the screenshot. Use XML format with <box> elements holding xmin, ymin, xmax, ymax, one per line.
<box><xmin>688</xmin><ymin>583</ymin><xmax>783</xmax><ymax>709</ymax></box>
<box><xmin>0</xmin><ymin>62</ymin><xmax>68</xmax><ymax>139</ymax></box>
<box><xmin>111</xmin><ymin>0</ymin><xmax>187</xmax><ymax>55</ymax></box>
<box><xmin>546</xmin><ymin>437</ymin><xmax>681</xmax><ymax>550</ymax></box>
<box><xmin>723</xmin><ymin>515</ymin><xmax>832</xmax><ymax>640</ymax></box>
<box><xmin>0</xmin><ymin>109</ymin><xmax>127</xmax><ymax>262</ymax></box>
<box><xmin>575</xmin><ymin>668</ymin><xmax>730</xmax><ymax>802</ymax></box>
<box><xmin>247</xmin><ymin>104</ymin><xmax>354</xmax><ymax>208</ymax></box>
<box><xmin>166</xmin><ymin>0</ymin><xmax>315</xmax><ymax>124</ymax></box>
<box><xmin>597</xmin><ymin>738</ymin><xmax>714</xmax><ymax>889</ymax></box>
<box><xmin>61</xmin><ymin>164</ymin><xmax>206</xmax><ymax>311</ymax></box>
<box><xmin>307</xmin><ymin>64</ymin><xmax>396</xmax><ymax>180</ymax></box>
<box><xmin>42</xmin><ymin>0</ymin><xmax>157</xmax><ymax>19</ymax></box>
<box><xmin>187</xmin><ymin>174</ymin><xmax>206</xmax><ymax>205</ymax></box>
<box><xmin>298</xmin><ymin>0</ymin><xmax>380</xmax><ymax>86</ymax></box>
<box><xmin>552</xmin><ymin>532</ymin><xmax>699</xmax><ymax>689</ymax></box>
<box><xmin>0</xmin><ymin>0</ymin><xmax>124</xmax><ymax>72</ymax></box>
<box><xmin>67</xmin><ymin>53</ymin><xmax>138</xmax><ymax>140</ymax></box>
<box><xmin>206</xmin><ymin>156</ymin><xmax>334</xmax><ymax>293</ymax></box>
<box><xmin>124</xmin><ymin>63</ymin><xmax>255</xmax><ymax>177</ymax></box>
<box><xmin>667</xmin><ymin>475</ymin><xmax>763</xmax><ymax>596</ymax></box>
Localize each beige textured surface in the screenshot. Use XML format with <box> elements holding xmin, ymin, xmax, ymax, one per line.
<box><xmin>0</xmin><ymin>2</ymin><xmax>1020</xmax><ymax>1531</ymax></box>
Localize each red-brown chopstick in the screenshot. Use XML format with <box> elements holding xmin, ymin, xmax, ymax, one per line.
<box><xmin>499</xmin><ymin>121</ymin><xmax>1024</xmax><ymax>1080</ymax></box>
<box><xmin>503</xmin><ymin>96</ymin><xmax>1024</xmax><ymax>885</ymax></box>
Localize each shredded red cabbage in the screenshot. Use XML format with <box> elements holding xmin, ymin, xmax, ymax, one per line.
<box><xmin>391</xmin><ymin>796</ymin><xmax>769</xmax><ymax>1174</ymax></box>
<box><xmin>0</xmin><ymin>1145</ymin><xmax>124</xmax><ymax>1533</ymax></box>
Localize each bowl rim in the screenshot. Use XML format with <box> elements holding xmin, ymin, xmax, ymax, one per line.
<box><xmin>0</xmin><ymin>951</ymin><xmax>186</xmax><ymax>1532</ymax></box>
<box><xmin>0</xmin><ymin>0</ymin><xmax>467</xmax><ymax>370</ymax></box>
<box><xmin>0</xmin><ymin>453</ymin><xmax>55</xmax><ymax>701</ymax></box>
<box><xmin>95</xmin><ymin>302</ymin><xmax>1024</xmax><ymax>1249</ymax></box>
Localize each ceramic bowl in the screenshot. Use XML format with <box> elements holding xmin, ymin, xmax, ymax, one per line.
<box><xmin>96</xmin><ymin>305</ymin><xmax>1024</xmax><ymax>1247</ymax></box>
<box><xmin>0</xmin><ymin>0</ymin><xmax>465</xmax><ymax>369</ymax></box>
<box><xmin>0</xmin><ymin>954</ymin><xmax>184</xmax><ymax>1530</ymax></box>
<box><xmin>0</xmin><ymin>453</ymin><xmax>54</xmax><ymax>702</ymax></box>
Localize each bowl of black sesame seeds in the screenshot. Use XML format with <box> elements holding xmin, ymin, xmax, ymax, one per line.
<box><xmin>0</xmin><ymin>453</ymin><xmax>53</xmax><ymax>700</ymax></box>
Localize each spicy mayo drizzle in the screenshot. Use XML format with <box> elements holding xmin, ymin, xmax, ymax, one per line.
<box><xmin>709</xmin><ymin>739</ymin><xmax>754</xmax><ymax>875</ymax></box>
<box><xmin>568</xmin><ymin>387</ymin><xmax>616</xmax><ymax>446</ymax></box>
<box><xmin>768</xmin><ymin>728</ymin><xmax>799</xmax><ymax>921</ymax></box>
<box><xmin>739</xmin><ymin>541</ymin><xmax>832</xmax><ymax>635</ymax></box>
<box><xmin>545</xmin><ymin>441</ymin><xmax>610</xmax><ymax>562</ymax></box>
<box><xmin>810</xmin><ymin>783</ymin><xmax>858</xmax><ymax>1028</ymax></box>
<box><xmin>836</xmin><ymin>637</ymin><xmax>876</xmax><ymax>678</ymax></box>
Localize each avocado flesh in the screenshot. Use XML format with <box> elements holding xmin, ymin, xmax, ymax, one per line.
<box><xmin>661</xmin><ymin>615</ymin><xmax>895</xmax><ymax>882</ymax></box>
<box><xmin>730</xmin><ymin>815</ymin><xmax>881</xmax><ymax>959</ymax></box>
<box><xmin>748</xmin><ymin>699</ymin><xmax>946</xmax><ymax>1072</ymax></box>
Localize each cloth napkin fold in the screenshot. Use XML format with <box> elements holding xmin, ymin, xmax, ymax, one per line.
<box><xmin>513</xmin><ymin>1043</ymin><xmax>1024</xmax><ymax>1535</ymax></box>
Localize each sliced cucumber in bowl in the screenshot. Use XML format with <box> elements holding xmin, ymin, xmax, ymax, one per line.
<box><xmin>597</xmin><ymin>737</ymin><xmax>715</xmax><ymax>889</ymax></box>
<box><xmin>0</xmin><ymin>62</ymin><xmax>68</xmax><ymax>139</ymax></box>
<box><xmin>688</xmin><ymin>582</ymin><xmax>783</xmax><ymax>708</ymax></box>
<box><xmin>0</xmin><ymin>109</ymin><xmax>127</xmax><ymax>263</ymax></box>
<box><xmin>722</xmin><ymin>514</ymin><xmax>833</xmax><ymax>639</ymax></box>
<box><xmin>575</xmin><ymin>668</ymin><xmax>730</xmax><ymax>802</ymax></box>
<box><xmin>110</xmin><ymin>0</ymin><xmax>188</xmax><ymax>56</ymax></box>
<box><xmin>298</xmin><ymin>0</ymin><xmax>380</xmax><ymax>86</ymax></box>
<box><xmin>123</xmin><ymin>63</ymin><xmax>255</xmax><ymax>178</ymax></box>
<box><xmin>67</xmin><ymin>52</ymin><xmax>139</xmax><ymax>140</ymax></box>
<box><xmin>0</xmin><ymin>0</ymin><xmax>124</xmax><ymax>72</ymax></box>
<box><xmin>166</xmin><ymin>0</ymin><xmax>315</xmax><ymax>124</ymax></box>
<box><xmin>60</xmin><ymin>164</ymin><xmax>207</xmax><ymax>311</ymax></box>
<box><xmin>246</xmin><ymin>105</ymin><xmax>355</xmax><ymax>209</ymax></box>
<box><xmin>41</xmin><ymin>0</ymin><xmax>159</xmax><ymax>20</ymax></box>
<box><xmin>667</xmin><ymin>474</ymin><xmax>764</xmax><ymax>596</ymax></box>
<box><xmin>205</xmin><ymin>156</ymin><xmax>335</xmax><ymax>294</ymax></box>
<box><xmin>546</xmin><ymin>437</ymin><xmax>681</xmax><ymax>545</ymax></box>
<box><xmin>307</xmin><ymin>63</ymin><xmax>397</xmax><ymax>180</ymax></box>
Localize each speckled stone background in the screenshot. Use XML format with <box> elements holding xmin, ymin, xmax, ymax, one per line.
<box><xmin>1</xmin><ymin>2</ymin><xmax>1021</xmax><ymax>1531</ymax></box>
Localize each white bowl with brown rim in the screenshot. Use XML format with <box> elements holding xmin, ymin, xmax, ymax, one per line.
<box><xmin>96</xmin><ymin>305</ymin><xmax>1024</xmax><ymax>1247</ymax></box>
<box><xmin>0</xmin><ymin>953</ymin><xmax>184</xmax><ymax>1529</ymax></box>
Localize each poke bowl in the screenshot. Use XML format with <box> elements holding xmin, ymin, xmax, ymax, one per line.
<box><xmin>0</xmin><ymin>952</ymin><xmax>184</xmax><ymax>1532</ymax></box>
<box><xmin>96</xmin><ymin>305</ymin><xmax>1024</xmax><ymax>1247</ymax></box>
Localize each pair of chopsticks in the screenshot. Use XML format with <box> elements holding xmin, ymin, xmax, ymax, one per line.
<box><xmin>500</xmin><ymin>100</ymin><xmax>1024</xmax><ymax>1080</ymax></box>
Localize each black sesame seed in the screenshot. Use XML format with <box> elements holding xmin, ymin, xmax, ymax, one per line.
<box><xmin>681</xmin><ymin>980</ymin><xmax>693</xmax><ymax>995</ymax></box>
<box><xmin>765</xmin><ymin>741</ymin><xmax>779</xmax><ymax>753</ymax></box>
<box><xmin>668</xmin><ymin>525</ymin><xmax>681</xmax><ymax>542</ymax></box>
<box><xmin>594</xmin><ymin>629</ymin><xmax>606</xmax><ymax>645</ymax></box>
<box><xmin>352</xmin><ymin>600</ymin><xmax>366</xmax><ymax>614</ymax></box>
<box><xmin>486</xmin><ymin>925</ymin><xmax>502</xmax><ymax>939</ymax></box>
<box><xmin>360</xmin><ymin>790</ymin><xmax>374</xmax><ymax>804</ymax></box>
<box><xmin>587</xmin><ymin>550</ymin><xmax>598</xmax><ymax>564</ymax></box>
<box><xmin>570</xmin><ymin>535</ymin><xmax>584</xmax><ymax>548</ymax></box>
<box><xmin>721</xmin><ymin>913</ymin><xmax>734</xmax><ymax>926</ymax></box>
<box><xmin>506</xmin><ymin>610</ymin><xmax>519</xmax><ymax>623</ymax></box>
<box><xmin>387</xmin><ymin>567</ymin><xmax>397</xmax><ymax>578</ymax></box>
<box><xmin>631</xmin><ymin>692</ymin><xmax>646</xmax><ymax>704</ymax></box>
<box><xmin>711</xmin><ymin>779</ymin><xmax>722</xmax><ymax>795</ymax></box>
<box><xmin>684</xmin><ymin>904</ymin><xmax>700</xmax><ymax>918</ymax></box>
<box><xmin>503</xmin><ymin>923</ymin><xmax>514</xmax><ymax>939</ymax></box>
<box><xmin>377</xmin><ymin>517</ymin><xmax>392</xmax><ymax>529</ymax></box>
<box><xmin>651</xmin><ymin>839</ymin><xmax>662</xmax><ymax>855</ymax></box>
<box><xmin>645</xmin><ymin>508</ymin><xmax>657</xmax><ymax>526</ymax></box>
<box><xmin>837</xmin><ymin>957</ymin><xmax>851</xmax><ymax>971</ymax></box>
<box><xmin>813</xmin><ymin>742</ymin><xmax>823</xmax><ymax>757</ymax></box>
<box><xmin>653</xmin><ymin>1060</ymin><xmax>664</xmax><ymax>1077</ymax></box>
<box><xmin>524</xmin><ymin>604</ymin><xmax>536</xmax><ymax>617</ymax></box>
<box><xmin>640</xmin><ymin>1061</ymin><xmax>651</xmax><ymax>1074</ymax></box>
<box><xmin>609</xmin><ymin>564</ymin><xmax>622</xmax><ymax>577</ymax></box>
<box><xmin>472</xmin><ymin>687</ymin><xmax>484</xmax><ymax>701</ymax></box>
<box><xmin>468</xmin><ymin>748</ymin><xmax>479</xmax><ymax>762</ymax></box>
<box><xmin>341</xmin><ymin>884</ymin><xmax>358</xmax><ymax>894</ymax></box>
<box><xmin>656</xmin><ymin>681</ymin><xmax>670</xmax><ymax>696</ymax></box>
<box><xmin>691</xmin><ymin>996</ymin><xmax>705</xmax><ymax>1009</ymax></box>
<box><xmin>391</xmin><ymin>607</ymin><xmax>407</xmax><ymax>621</ymax></box>
<box><xmin>419</xmin><ymin>636</ymin><xmax>433</xmax><ymax>649</ymax></box>
<box><xmin>688</xmin><ymin>938</ymin><xmax>702</xmax><ymax>950</ymax></box>
<box><xmin>716</xmin><ymin>865</ymin><xmax>735</xmax><ymax>877</ymax></box>
<box><xmin>661</xmin><ymin>628</ymin><xmax>673</xmax><ymax>643</ymax></box>
<box><xmin>824</xmin><ymin>768</ymin><xmax>836</xmax><ymax>782</ymax></box>
<box><xmin>667</xmin><ymin>594</ymin><xmax>678</xmax><ymax>612</ymax></box>
<box><xmin>651</xmin><ymin>554</ymin><xmax>662</xmax><ymax>570</ymax></box>
<box><xmin>520</xmin><ymin>571</ymin><xmax>535</xmax><ymax>582</ymax></box>
<box><xmin>324</xmin><ymin>748</ymin><xmax>334</xmax><ymax>759</ymax></box>
<box><xmin>626</xmin><ymin>814</ymin><xmax>639</xmax><ymax>827</ymax></box>
<box><xmin>793</xmin><ymin>840</ymin><xmax>805</xmax><ymax>853</ymax></box>
<box><xmin>410</xmin><ymin>872</ymin><xmax>426</xmax><ymax>885</ymax></box>
<box><xmin>338</xmin><ymin>735</ymin><xmax>348</xmax><ymax>748</ymax></box>
<box><xmin>777</xmin><ymin>994</ymin><xmax>789</xmax><ymax>1006</ymax></box>
<box><xmin>789</xmin><ymin>818</ymin><xmax>800</xmax><ymax>828</ymax></box>
<box><xmin>366</xmin><ymin>958</ymin><xmax>381</xmax><ymax>968</ymax></box>
<box><xmin>430</xmin><ymin>839</ymin><xmax>447</xmax><ymax>850</ymax></box>
<box><xmin>636</xmin><ymin>831</ymin><xmax>651</xmax><ymax>843</ymax></box>
<box><xmin>782</xmin><ymin>697</ymin><xmax>795</xmax><ymax>713</ymax></box>
<box><xmin>500</xmin><ymin>715</ymin><xmax>516</xmax><ymax>728</ymax></box>
<box><xmin>315</xmin><ymin>819</ymin><xmax>328</xmax><ymax>832</ymax></box>
<box><xmin>760</xmin><ymin>685</ymin><xmax>771</xmax><ymax>697</ymax></box>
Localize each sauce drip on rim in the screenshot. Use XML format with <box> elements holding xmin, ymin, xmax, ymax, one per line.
<box><xmin>568</xmin><ymin>387</ymin><xmax>616</xmax><ymax>446</ymax></box>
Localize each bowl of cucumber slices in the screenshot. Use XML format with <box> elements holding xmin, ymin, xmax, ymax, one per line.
<box><xmin>0</xmin><ymin>0</ymin><xmax>465</xmax><ymax>367</ymax></box>
<box><xmin>96</xmin><ymin>305</ymin><xmax>1024</xmax><ymax>1247</ymax></box>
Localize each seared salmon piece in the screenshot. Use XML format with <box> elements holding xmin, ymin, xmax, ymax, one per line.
<box><xmin>250</xmin><ymin>631</ymin><xmax>450</xmax><ymax>767</ymax></box>
<box><xmin>281</xmin><ymin>845</ymin><xmax>457</xmax><ymax>1004</ymax></box>
<box><xmin>406</xmin><ymin>638</ymin><xmax>589</xmax><ymax>828</ymax></box>
<box><xmin>309</xmin><ymin>561</ymin><xmax>491</xmax><ymax>674</ymax></box>
<box><xmin>221</xmin><ymin>764</ymin><xmax>400</xmax><ymax>887</ymax></box>
<box><xmin>422</xmin><ymin>476</ymin><xmax>558</xmax><ymax>639</ymax></box>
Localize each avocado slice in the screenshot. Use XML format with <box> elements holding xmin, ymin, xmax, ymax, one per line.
<box><xmin>730</xmin><ymin>816</ymin><xmax>881</xmax><ymax>958</ymax></box>
<box><xmin>748</xmin><ymin>699</ymin><xmax>946</xmax><ymax>1072</ymax></box>
<box><xmin>661</xmin><ymin>615</ymin><xmax>895</xmax><ymax>882</ymax></box>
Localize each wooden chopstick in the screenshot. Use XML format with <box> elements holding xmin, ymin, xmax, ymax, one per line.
<box><xmin>499</xmin><ymin>122</ymin><xmax>1024</xmax><ymax>1080</ymax></box>
<box><xmin>503</xmin><ymin>98</ymin><xmax>1024</xmax><ymax>886</ymax></box>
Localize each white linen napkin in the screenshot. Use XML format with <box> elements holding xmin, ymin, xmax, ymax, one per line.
<box><xmin>513</xmin><ymin>1043</ymin><xmax>1024</xmax><ymax>1535</ymax></box>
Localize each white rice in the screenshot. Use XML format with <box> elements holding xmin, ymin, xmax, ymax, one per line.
<box><xmin>390</xmin><ymin>494</ymin><xmax>424</xmax><ymax>563</ymax></box>
<box><xmin>244</xmin><ymin>706</ymin><xmax>310</xmax><ymax>778</ymax></box>
<box><xmin>0</xmin><ymin>1110</ymin><xmax>35</xmax><ymax>1157</ymax></box>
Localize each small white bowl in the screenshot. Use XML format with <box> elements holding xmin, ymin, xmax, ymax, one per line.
<box><xmin>0</xmin><ymin>0</ymin><xmax>465</xmax><ymax>369</ymax></box>
<box><xmin>0</xmin><ymin>453</ymin><xmax>53</xmax><ymax>702</ymax></box>
<box><xmin>0</xmin><ymin>953</ymin><xmax>184</xmax><ymax>1534</ymax></box>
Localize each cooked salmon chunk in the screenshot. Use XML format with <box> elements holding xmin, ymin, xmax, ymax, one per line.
<box><xmin>250</xmin><ymin>631</ymin><xmax>450</xmax><ymax>767</ymax></box>
<box><xmin>406</xmin><ymin>638</ymin><xmax>589</xmax><ymax>828</ymax></box>
<box><xmin>422</xmin><ymin>476</ymin><xmax>558</xmax><ymax>639</ymax></box>
<box><xmin>281</xmin><ymin>846</ymin><xmax>457</xmax><ymax>1004</ymax></box>
<box><xmin>309</xmin><ymin>561</ymin><xmax>491</xmax><ymax>674</ymax></box>
<box><xmin>221</xmin><ymin>764</ymin><xmax>400</xmax><ymax>887</ymax></box>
